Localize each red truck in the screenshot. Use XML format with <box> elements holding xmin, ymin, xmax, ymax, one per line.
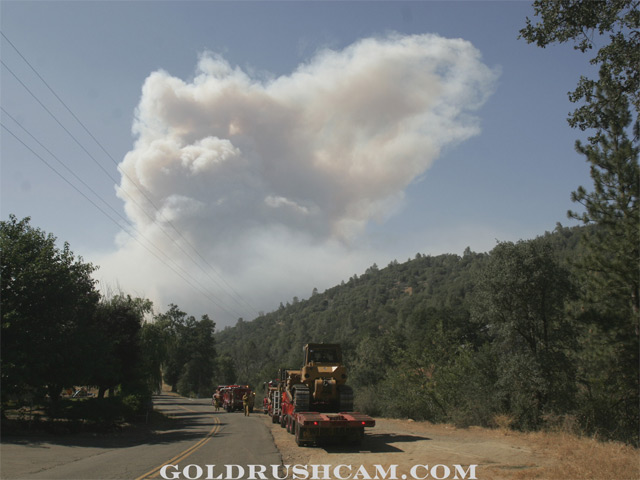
<box><xmin>221</xmin><ymin>385</ymin><xmax>253</xmax><ymax>413</ymax></box>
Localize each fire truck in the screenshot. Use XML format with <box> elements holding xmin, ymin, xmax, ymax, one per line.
<box><xmin>221</xmin><ymin>385</ymin><xmax>253</xmax><ymax>413</ymax></box>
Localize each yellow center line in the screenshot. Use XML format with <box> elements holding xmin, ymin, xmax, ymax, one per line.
<box><xmin>176</xmin><ymin>405</ymin><xmax>198</xmax><ymax>413</ymax></box>
<box><xmin>135</xmin><ymin>415</ymin><xmax>221</xmax><ymax>480</ymax></box>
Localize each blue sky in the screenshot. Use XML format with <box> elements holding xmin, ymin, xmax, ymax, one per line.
<box><xmin>1</xmin><ymin>1</ymin><xmax>595</xmax><ymax>327</ymax></box>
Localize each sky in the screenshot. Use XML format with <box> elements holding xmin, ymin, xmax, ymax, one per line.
<box><xmin>1</xmin><ymin>1</ymin><xmax>596</xmax><ymax>328</ymax></box>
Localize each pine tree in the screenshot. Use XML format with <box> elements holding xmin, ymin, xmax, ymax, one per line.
<box><xmin>568</xmin><ymin>68</ymin><xmax>639</xmax><ymax>445</ymax></box>
<box><xmin>568</xmin><ymin>67</ymin><xmax>639</xmax><ymax>328</ymax></box>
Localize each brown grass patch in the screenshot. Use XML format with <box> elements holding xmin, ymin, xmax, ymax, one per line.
<box><xmin>510</xmin><ymin>431</ymin><xmax>639</xmax><ymax>480</ymax></box>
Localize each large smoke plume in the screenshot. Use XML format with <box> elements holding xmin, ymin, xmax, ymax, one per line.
<box><xmin>98</xmin><ymin>33</ymin><xmax>499</xmax><ymax>325</ymax></box>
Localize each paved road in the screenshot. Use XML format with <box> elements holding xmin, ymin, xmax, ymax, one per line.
<box><xmin>0</xmin><ymin>393</ymin><xmax>282</xmax><ymax>480</ymax></box>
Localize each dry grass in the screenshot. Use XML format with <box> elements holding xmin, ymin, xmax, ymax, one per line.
<box><xmin>510</xmin><ymin>431</ymin><xmax>639</xmax><ymax>480</ymax></box>
<box><xmin>492</xmin><ymin>413</ymin><xmax>515</xmax><ymax>432</ymax></box>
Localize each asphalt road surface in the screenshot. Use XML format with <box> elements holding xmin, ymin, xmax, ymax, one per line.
<box><xmin>1</xmin><ymin>393</ymin><xmax>282</xmax><ymax>480</ymax></box>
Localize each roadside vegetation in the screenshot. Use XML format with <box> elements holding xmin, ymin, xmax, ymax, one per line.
<box><xmin>515</xmin><ymin>429</ymin><xmax>640</xmax><ymax>480</ymax></box>
<box><xmin>0</xmin><ymin>215</ymin><xmax>220</xmax><ymax>431</ymax></box>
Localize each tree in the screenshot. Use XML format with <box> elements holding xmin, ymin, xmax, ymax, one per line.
<box><xmin>213</xmin><ymin>353</ymin><xmax>236</xmax><ymax>386</ymax></box>
<box><xmin>521</xmin><ymin>2</ymin><xmax>639</xmax><ymax>315</ymax></box>
<box><xmin>177</xmin><ymin>314</ymin><xmax>216</xmax><ymax>397</ymax></box>
<box><xmin>1</xmin><ymin>215</ymin><xmax>99</xmax><ymax>409</ymax></box>
<box><xmin>520</xmin><ymin>0</ymin><xmax>640</xmax><ymax>129</ymax></box>
<box><xmin>567</xmin><ymin>74</ymin><xmax>639</xmax><ymax>445</ymax></box>
<box><xmin>472</xmin><ymin>239</ymin><xmax>576</xmax><ymax>428</ymax></box>
<box><xmin>90</xmin><ymin>294</ymin><xmax>152</xmax><ymax>398</ymax></box>
<box><xmin>521</xmin><ymin>0</ymin><xmax>639</xmax><ymax>444</ymax></box>
<box><xmin>154</xmin><ymin>304</ymin><xmax>217</xmax><ymax>396</ymax></box>
<box><xmin>569</xmin><ymin>70</ymin><xmax>639</xmax><ymax>314</ymax></box>
<box><xmin>154</xmin><ymin>304</ymin><xmax>189</xmax><ymax>391</ymax></box>
<box><xmin>139</xmin><ymin>319</ymin><xmax>171</xmax><ymax>395</ymax></box>
<box><xmin>232</xmin><ymin>339</ymin><xmax>260</xmax><ymax>384</ymax></box>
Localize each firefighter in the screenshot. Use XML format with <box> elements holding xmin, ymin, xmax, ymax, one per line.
<box><xmin>242</xmin><ymin>392</ymin><xmax>250</xmax><ymax>416</ymax></box>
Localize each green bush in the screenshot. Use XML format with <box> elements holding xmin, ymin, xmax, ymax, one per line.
<box><xmin>67</xmin><ymin>397</ymin><xmax>124</xmax><ymax>425</ymax></box>
<box><xmin>121</xmin><ymin>393</ymin><xmax>151</xmax><ymax>421</ymax></box>
<box><xmin>58</xmin><ymin>395</ymin><xmax>150</xmax><ymax>426</ymax></box>
<box><xmin>354</xmin><ymin>385</ymin><xmax>383</xmax><ymax>417</ymax></box>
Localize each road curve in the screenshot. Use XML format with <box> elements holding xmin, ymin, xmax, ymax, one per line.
<box><xmin>0</xmin><ymin>393</ymin><xmax>282</xmax><ymax>480</ymax></box>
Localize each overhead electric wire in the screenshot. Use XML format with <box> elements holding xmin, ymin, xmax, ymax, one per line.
<box><xmin>1</xmin><ymin>120</ymin><xmax>246</xmax><ymax>320</ymax></box>
<box><xmin>1</xmin><ymin>31</ymin><xmax>259</xmax><ymax>318</ymax></box>
<box><xmin>1</xmin><ymin>59</ymin><xmax>121</xmax><ymax>186</ymax></box>
<box><xmin>0</xmin><ymin>32</ymin><xmax>260</xmax><ymax>319</ymax></box>
<box><xmin>1</xmin><ymin>106</ymin><xmax>242</xmax><ymax>317</ymax></box>
<box><xmin>1</xmin><ymin>106</ymin><xmax>128</xmax><ymax>228</ymax></box>
<box><xmin>1</xmin><ymin>53</ymin><xmax>254</xmax><ymax>320</ymax></box>
<box><xmin>2</xmin><ymin>59</ymin><xmax>240</xmax><ymax>313</ymax></box>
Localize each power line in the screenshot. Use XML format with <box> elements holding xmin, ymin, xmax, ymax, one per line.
<box><xmin>1</xmin><ymin>120</ymin><xmax>247</xmax><ymax>319</ymax></box>
<box><xmin>1</xmin><ymin>31</ymin><xmax>259</xmax><ymax>317</ymax></box>
<box><xmin>1</xmin><ymin>32</ymin><xmax>260</xmax><ymax>319</ymax></box>
<box><xmin>2</xmin><ymin>106</ymin><xmax>126</xmax><ymax>228</ymax></box>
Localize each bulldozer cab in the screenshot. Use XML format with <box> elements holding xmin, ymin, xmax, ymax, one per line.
<box><xmin>297</xmin><ymin>343</ymin><xmax>352</xmax><ymax>411</ymax></box>
<box><xmin>304</xmin><ymin>343</ymin><xmax>342</xmax><ymax>365</ymax></box>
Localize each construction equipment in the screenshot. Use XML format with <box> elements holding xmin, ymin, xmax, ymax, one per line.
<box><xmin>278</xmin><ymin>343</ymin><xmax>375</xmax><ymax>446</ymax></box>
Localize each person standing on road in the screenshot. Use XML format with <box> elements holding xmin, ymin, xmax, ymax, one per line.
<box><xmin>243</xmin><ymin>392</ymin><xmax>250</xmax><ymax>416</ymax></box>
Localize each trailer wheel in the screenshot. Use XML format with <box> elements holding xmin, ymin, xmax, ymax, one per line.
<box><xmin>295</xmin><ymin>421</ymin><xmax>310</xmax><ymax>447</ymax></box>
<box><xmin>348</xmin><ymin>427</ymin><xmax>365</xmax><ymax>445</ymax></box>
<box><xmin>338</xmin><ymin>385</ymin><xmax>354</xmax><ymax>412</ymax></box>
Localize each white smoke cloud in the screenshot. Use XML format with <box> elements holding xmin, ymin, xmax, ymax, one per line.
<box><xmin>98</xmin><ymin>33</ymin><xmax>499</xmax><ymax>326</ymax></box>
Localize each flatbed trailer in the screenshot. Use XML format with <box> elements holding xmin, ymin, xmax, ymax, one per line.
<box><xmin>283</xmin><ymin>411</ymin><xmax>375</xmax><ymax>446</ymax></box>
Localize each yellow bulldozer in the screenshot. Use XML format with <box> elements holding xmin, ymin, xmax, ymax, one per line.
<box><xmin>283</xmin><ymin>343</ymin><xmax>353</xmax><ymax>414</ymax></box>
<box><xmin>278</xmin><ymin>343</ymin><xmax>373</xmax><ymax>446</ymax></box>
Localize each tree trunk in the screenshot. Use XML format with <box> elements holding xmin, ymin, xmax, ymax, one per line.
<box><xmin>47</xmin><ymin>384</ymin><xmax>62</xmax><ymax>417</ymax></box>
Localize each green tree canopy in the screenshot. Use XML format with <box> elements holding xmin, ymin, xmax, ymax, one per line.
<box><xmin>520</xmin><ymin>0</ymin><xmax>640</xmax><ymax>129</ymax></box>
<box><xmin>1</xmin><ymin>215</ymin><xmax>99</xmax><ymax>405</ymax></box>
<box><xmin>472</xmin><ymin>239</ymin><xmax>576</xmax><ymax>428</ymax></box>
<box><xmin>154</xmin><ymin>304</ymin><xmax>217</xmax><ymax>396</ymax></box>
<box><xmin>90</xmin><ymin>294</ymin><xmax>153</xmax><ymax>398</ymax></box>
<box><xmin>521</xmin><ymin>1</ymin><xmax>639</xmax><ymax>444</ymax></box>
<box><xmin>568</xmin><ymin>70</ymin><xmax>639</xmax><ymax>317</ymax></box>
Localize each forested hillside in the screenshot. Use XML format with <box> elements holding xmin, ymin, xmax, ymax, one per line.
<box><xmin>214</xmin><ymin>224</ymin><xmax>639</xmax><ymax>445</ymax></box>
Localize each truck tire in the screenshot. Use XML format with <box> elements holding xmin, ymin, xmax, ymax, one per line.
<box><xmin>295</xmin><ymin>421</ymin><xmax>310</xmax><ymax>447</ymax></box>
<box><xmin>348</xmin><ymin>427</ymin><xmax>365</xmax><ymax>445</ymax></box>
<box><xmin>293</xmin><ymin>384</ymin><xmax>310</xmax><ymax>412</ymax></box>
<box><xmin>338</xmin><ymin>385</ymin><xmax>354</xmax><ymax>412</ymax></box>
